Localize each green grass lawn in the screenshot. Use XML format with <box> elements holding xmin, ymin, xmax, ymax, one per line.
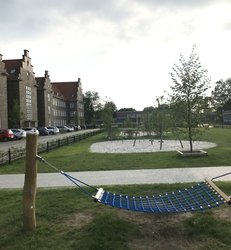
<box><xmin>1</xmin><ymin>183</ymin><xmax>231</xmax><ymax>250</ymax></box>
<box><xmin>0</xmin><ymin>127</ymin><xmax>230</xmax><ymax>174</ymax></box>
<box><xmin>1</xmin><ymin>128</ymin><xmax>230</xmax><ymax>249</ymax></box>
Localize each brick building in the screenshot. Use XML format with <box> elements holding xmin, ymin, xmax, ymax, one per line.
<box><xmin>0</xmin><ymin>54</ymin><xmax>8</xmax><ymax>128</ymax></box>
<box><xmin>51</xmin><ymin>78</ymin><xmax>84</xmax><ymax>126</ymax></box>
<box><xmin>3</xmin><ymin>50</ymin><xmax>38</xmax><ymax>128</ymax></box>
<box><xmin>1</xmin><ymin>49</ymin><xmax>85</xmax><ymax>128</ymax></box>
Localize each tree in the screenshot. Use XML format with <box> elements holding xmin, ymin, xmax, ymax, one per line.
<box><xmin>8</xmin><ymin>99</ymin><xmax>22</xmax><ymax>128</ymax></box>
<box><xmin>104</xmin><ymin>101</ymin><xmax>117</xmax><ymax>118</ymax></box>
<box><xmin>169</xmin><ymin>45</ymin><xmax>210</xmax><ymax>152</ymax></box>
<box><xmin>211</xmin><ymin>78</ymin><xmax>231</xmax><ymax>122</ymax></box>
<box><xmin>118</xmin><ymin>108</ymin><xmax>136</xmax><ymax>112</ymax></box>
<box><xmin>102</xmin><ymin>101</ymin><xmax>117</xmax><ymax>139</ymax></box>
<box><xmin>83</xmin><ymin>91</ymin><xmax>102</xmax><ymax>126</ymax></box>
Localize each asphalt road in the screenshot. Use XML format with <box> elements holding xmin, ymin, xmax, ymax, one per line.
<box><xmin>0</xmin><ymin>129</ymin><xmax>99</xmax><ymax>152</ymax></box>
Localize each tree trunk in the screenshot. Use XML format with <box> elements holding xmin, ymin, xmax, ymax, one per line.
<box><xmin>187</xmin><ymin>97</ymin><xmax>193</xmax><ymax>152</ymax></box>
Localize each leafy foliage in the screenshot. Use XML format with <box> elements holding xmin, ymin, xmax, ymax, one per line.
<box><xmin>102</xmin><ymin>101</ymin><xmax>117</xmax><ymax>139</ymax></box>
<box><xmin>8</xmin><ymin>99</ymin><xmax>22</xmax><ymax>128</ymax></box>
<box><xmin>169</xmin><ymin>45</ymin><xmax>210</xmax><ymax>151</ymax></box>
<box><xmin>211</xmin><ymin>78</ymin><xmax>231</xmax><ymax>122</ymax></box>
<box><xmin>83</xmin><ymin>91</ymin><xmax>102</xmax><ymax>125</ymax></box>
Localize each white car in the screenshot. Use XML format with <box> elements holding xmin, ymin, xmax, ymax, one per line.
<box><xmin>47</xmin><ymin>126</ymin><xmax>60</xmax><ymax>135</ymax></box>
<box><xmin>65</xmin><ymin>125</ymin><xmax>74</xmax><ymax>132</ymax></box>
<box><xmin>22</xmin><ymin>127</ymin><xmax>39</xmax><ymax>135</ymax></box>
<box><xmin>11</xmin><ymin>128</ymin><xmax>26</xmax><ymax>140</ymax></box>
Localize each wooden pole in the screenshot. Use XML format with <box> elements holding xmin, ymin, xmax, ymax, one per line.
<box><xmin>23</xmin><ymin>133</ymin><xmax>38</xmax><ymax>231</ymax></box>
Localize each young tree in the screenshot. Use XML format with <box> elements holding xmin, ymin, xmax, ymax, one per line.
<box><xmin>102</xmin><ymin>101</ymin><xmax>117</xmax><ymax>139</ymax></box>
<box><xmin>169</xmin><ymin>45</ymin><xmax>210</xmax><ymax>152</ymax></box>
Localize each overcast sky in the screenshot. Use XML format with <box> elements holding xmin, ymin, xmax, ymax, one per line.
<box><xmin>1</xmin><ymin>0</ymin><xmax>231</xmax><ymax>110</ymax></box>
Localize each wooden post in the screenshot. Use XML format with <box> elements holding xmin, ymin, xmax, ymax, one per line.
<box><xmin>23</xmin><ymin>133</ymin><xmax>38</xmax><ymax>231</ymax></box>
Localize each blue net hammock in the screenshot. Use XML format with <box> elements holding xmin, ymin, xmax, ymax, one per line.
<box><xmin>37</xmin><ymin>155</ymin><xmax>231</xmax><ymax>214</ymax></box>
<box><xmin>93</xmin><ymin>179</ymin><xmax>230</xmax><ymax>213</ymax></box>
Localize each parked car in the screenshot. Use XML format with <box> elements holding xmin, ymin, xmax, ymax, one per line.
<box><xmin>65</xmin><ymin>125</ymin><xmax>74</xmax><ymax>132</ymax></box>
<box><xmin>22</xmin><ymin>127</ymin><xmax>39</xmax><ymax>135</ymax></box>
<box><xmin>0</xmin><ymin>128</ymin><xmax>15</xmax><ymax>141</ymax></box>
<box><xmin>57</xmin><ymin>125</ymin><xmax>72</xmax><ymax>133</ymax></box>
<box><xmin>47</xmin><ymin>126</ymin><xmax>60</xmax><ymax>135</ymax></box>
<box><xmin>37</xmin><ymin>127</ymin><xmax>49</xmax><ymax>136</ymax></box>
<box><xmin>72</xmin><ymin>125</ymin><xmax>81</xmax><ymax>131</ymax></box>
<box><xmin>11</xmin><ymin>128</ymin><xmax>26</xmax><ymax>140</ymax></box>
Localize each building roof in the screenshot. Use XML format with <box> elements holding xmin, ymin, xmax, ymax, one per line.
<box><xmin>2</xmin><ymin>59</ymin><xmax>22</xmax><ymax>79</ymax></box>
<box><xmin>51</xmin><ymin>82</ymin><xmax>79</xmax><ymax>101</ymax></box>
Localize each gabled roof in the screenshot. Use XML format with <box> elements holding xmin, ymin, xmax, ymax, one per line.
<box><xmin>51</xmin><ymin>82</ymin><xmax>79</xmax><ymax>101</ymax></box>
<box><xmin>3</xmin><ymin>59</ymin><xmax>22</xmax><ymax>79</ymax></box>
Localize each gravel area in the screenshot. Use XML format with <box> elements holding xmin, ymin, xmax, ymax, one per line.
<box><xmin>90</xmin><ymin>139</ymin><xmax>217</xmax><ymax>153</ymax></box>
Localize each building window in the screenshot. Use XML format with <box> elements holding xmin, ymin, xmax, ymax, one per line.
<box><xmin>25</xmin><ymin>86</ymin><xmax>32</xmax><ymax>120</ymax></box>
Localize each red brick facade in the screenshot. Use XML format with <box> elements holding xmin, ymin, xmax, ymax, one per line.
<box><xmin>0</xmin><ymin>54</ymin><xmax>8</xmax><ymax>128</ymax></box>
<box><xmin>1</xmin><ymin>50</ymin><xmax>85</xmax><ymax>128</ymax></box>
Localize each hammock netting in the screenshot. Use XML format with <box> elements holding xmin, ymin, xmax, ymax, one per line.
<box><xmin>94</xmin><ymin>179</ymin><xmax>230</xmax><ymax>213</ymax></box>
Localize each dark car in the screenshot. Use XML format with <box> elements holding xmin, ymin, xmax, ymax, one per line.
<box><xmin>0</xmin><ymin>128</ymin><xmax>14</xmax><ymax>141</ymax></box>
<box><xmin>37</xmin><ymin>127</ymin><xmax>49</xmax><ymax>135</ymax></box>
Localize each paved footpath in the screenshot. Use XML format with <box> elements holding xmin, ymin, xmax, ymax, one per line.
<box><xmin>0</xmin><ymin>166</ymin><xmax>231</xmax><ymax>189</ymax></box>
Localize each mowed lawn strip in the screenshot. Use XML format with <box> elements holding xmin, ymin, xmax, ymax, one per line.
<box><xmin>0</xmin><ymin>127</ymin><xmax>230</xmax><ymax>174</ymax></box>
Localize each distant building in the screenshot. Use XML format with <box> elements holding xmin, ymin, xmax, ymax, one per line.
<box><xmin>51</xmin><ymin>78</ymin><xmax>84</xmax><ymax>126</ymax></box>
<box><xmin>223</xmin><ymin>110</ymin><xmax>231</xmax><ymax>125</ymax></box>
<box><xmin>0</xmin><ymin>54</ymin><xmax>8</xmax><ymax>128</ymax></box>
<box><xmin>3</xmin><ymin>50</ymin><xmax>38</xmax><ymax>128</ymax></box>
<box><xmin>116</xmin><ymin>110</ymin><xmax>143</xmax><ymax>126</ymax></box>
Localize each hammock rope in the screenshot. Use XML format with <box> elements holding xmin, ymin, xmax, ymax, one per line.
<box><xmin>36</xmin><ymin>155</ymin><xmax>231</xmax><ymax>214</ymax></box>
<box><xmin>36</xmin><ymin>155</ymin><xmax>97</xmax><ymax>198</ymax></box>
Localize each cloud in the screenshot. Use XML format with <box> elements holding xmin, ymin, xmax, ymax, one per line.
<box><xmin>224</xmin><ymin>22</ymin><xmax>231</xmax><ymax>30</ymax></box>
<box><xmin>1</xmin><ymin>0</ymin><xmax>231</xmax><ymax>110</ymax></box>
<box><xmin>1</xmin><ymin>0</ymin><xmax>227</xmax><ymax>43</ymax></box>
<box><xmin>132</xmin><ymin>0</ymin><xmax>229</xmax><ymax>8</ymax></box>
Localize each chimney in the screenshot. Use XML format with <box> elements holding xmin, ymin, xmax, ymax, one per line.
<box><xmin>0</xmin><ymin>54</ymin><xmax>2</xmax><ymax>61</ymax></box>
<box><xmin>45</xmin><ymin>70</ymin><xmax>49</xmax><ymax>77</ymax></box>
<box><xmin>24</xmin><ymin>49</ymin><xmax>29</xmax><ymax>57</ymax></box>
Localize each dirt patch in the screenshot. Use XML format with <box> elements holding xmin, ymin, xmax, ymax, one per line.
<box><xmin>127</xmin><ymin>238</ymin><xmax>199</xmax><ymax>250</ymax></box>
<box><xmin>117</xmin><ymin>209</ymin><xmax>193</xmax><ymax>225</ymax></box>
<box><xmin>65</xmin><ymin>211</ymin><xmax>94</xmax><ymax>229</ymax></box>
<box><xmin>117</xmin><ymin>210</ymin><xmax>202</xmax><ymax>250</ymax></box>
<box><xmin>213</xmin><ymin>207</ymin><xmax>231</xmax><ymax>222</ymax></box>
